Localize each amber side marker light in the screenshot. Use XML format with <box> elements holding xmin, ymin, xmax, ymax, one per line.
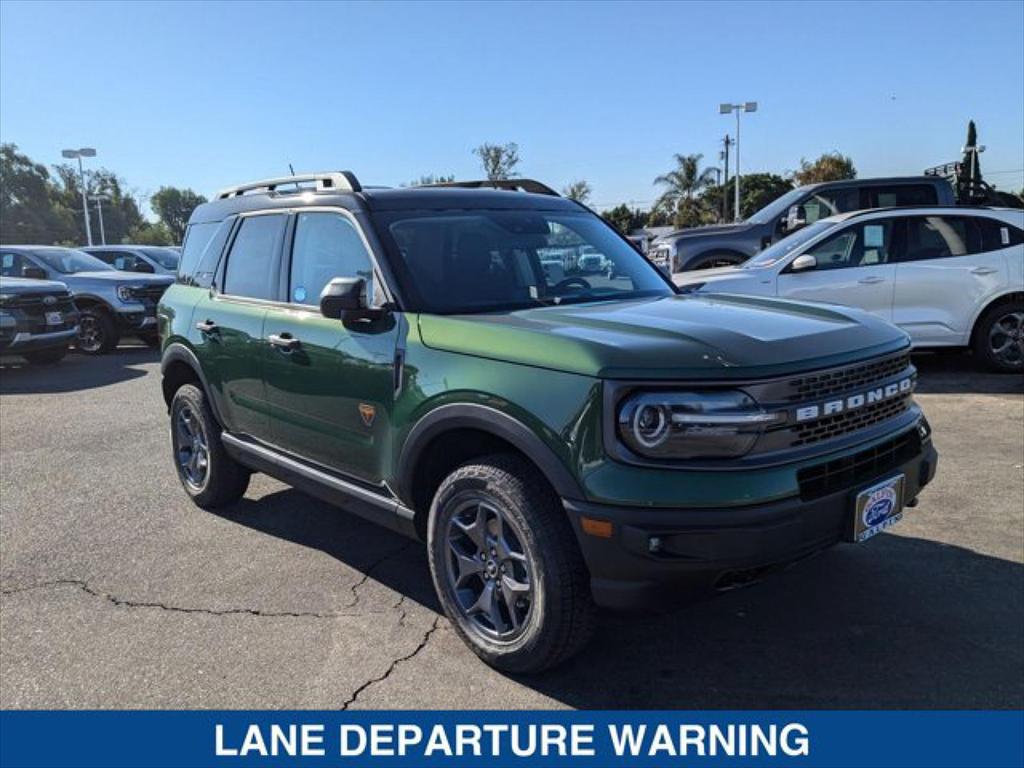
<box><xmin>580</xmin><ymin>517</ymin><xmax>613</xmax><ymax>538</ymax></box>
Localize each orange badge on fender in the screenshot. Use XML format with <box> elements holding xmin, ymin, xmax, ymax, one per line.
<box><xmin>358</xmin><ymin>403</ymin><xmax>376</xmax><ymax>428</ymax></box>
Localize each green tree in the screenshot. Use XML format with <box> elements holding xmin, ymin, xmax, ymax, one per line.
<box><xmin>562</xmin><ymin>180</ymin><xmax>592</xmax><ymax>203</ymax></box>
<box><xmin>600</xmin><ymin>204</ymin><xmax>646</xmax><ymax>235</ymax></box>
<box><xmin>703</xmin><ymin>173</ymin><xmax>793</xmax><ymax>221</ymax></box>
<box><xmin>0</xmin><ymin>143</ymin><xmax>77</xmax><ymax>244</ymax></box>
<box><xmin>150</xmin><ymin>186</ymin><xmax>207</xmax><ymax>243</ymax></box>
<box><xmin>792</xmin><ymin>152</ymin><xmax>856</xmax><ymax>185</ymax></box>
<box><xmin>653</xmin><ymin>153</ymin><xmax>718</xmax><ymax>228</ymax></box>
<box><xmin>126</xmin><ymin>221</ymin><xmax>174</xmax><ymax>245</ymax></box>
<box><xmin>473</xmin><ymin>142</ymin><xmax>520</xmax><ymax>180</ymax></box>
<box><xmin>51</xmin><ymin>163</ymin><xmax>146</xmax><ymax>245</ymax></box>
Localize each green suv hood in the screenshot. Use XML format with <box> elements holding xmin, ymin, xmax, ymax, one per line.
<box><xmin>418</xmin><ymin>294</ymin><xmax>908</xmax><ymax>380</ymax></box>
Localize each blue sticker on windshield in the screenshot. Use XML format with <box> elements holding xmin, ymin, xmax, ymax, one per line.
<box><xmin>293</xmin><ymin>286</ymin><xmax>307</xmax><ymax>303</ymax></box>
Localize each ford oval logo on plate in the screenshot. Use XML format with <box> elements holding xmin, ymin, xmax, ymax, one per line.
<box><xmin>853</xmin><ymin>475</ymin><xmax>905</xmax><ymax>543</ymax></box>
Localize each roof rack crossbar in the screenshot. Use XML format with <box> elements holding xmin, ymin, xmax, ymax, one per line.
<box><xmin>421</xmin><ymin>178</ymin><xmax>560</xmax><ymax>197</ymax></box>
<box><xmin>215</xmin><ymin>171</ymin><xmax>361</xmax><ymax>199</ymax></box>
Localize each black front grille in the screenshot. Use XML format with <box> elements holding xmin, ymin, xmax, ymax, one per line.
<box><xmin>789</xmin><ymin>394</ymin><xmax>913</xmax><ymax>447</ymax></box>
<box><xmin>785</xmin><ymin>353</ymin><xmax>911</xmax><ymax>402</ymax></box>
<box><xmin>135</xmin><ymin>285</ymin><xmax>168</xmax><ymax>303</ymax></box>
<box><xmin>3</xmin><ymin>292</ymin><xmax>75</xmax><ymax>312</ymax></box>
<box><xmin>797</xmin><ymin>428</ymin><xmax>921</xmax><ymax>501</ymax></box>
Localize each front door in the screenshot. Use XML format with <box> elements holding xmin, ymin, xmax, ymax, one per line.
<box><xmin>262</xmin><ymin>210</ymin><xmax>399</xmax><ymax>487</ymax></box>
<box><xmin>777</xmin><ymin>218</ymin><xmax>897</xmax><ymax>322</ymax></box>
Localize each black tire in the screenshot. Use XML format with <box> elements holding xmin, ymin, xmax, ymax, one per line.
<box><xmin>23</xmin><ymin>346</ymin><xmax>68</xmax><ymax>365</ymax></box>
<box><xmin>427</xmin><ymin>454</ymin><xmax>596</xmax><ymax>674</ymax></box>
<box><xmin>686</xmin><ymin>252</ymin><xmax>744</xmax><ymax>271</ymax></box>
<box><xmin>76</xmin><ymin>307</ymin><xmax>119</xmax><ymax>355</ymax></box>
<box><xmin>973</xmin><ymin>298</ymin><xmax>1024</xmax><ymax>373</ymax></box>
<box><xmin>169</xmin><ymin>383</ymin><xmax>250</xmax><ymax>509</ymax></box>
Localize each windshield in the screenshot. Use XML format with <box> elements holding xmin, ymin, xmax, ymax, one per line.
<box><xmin>745</xmin><ymin>186</ymin><xmax>804</xmax><ymax>224</ymax></box>
<box><xmin>373</xmin><ymin>209</ymin><xmax>674</xmax><ymax>313</ymax></box>
<box><xmin>742</xmin><ymin>220</ymin><xmax>834</xmax><ymax>269</ymax></box>
<box><xmin>32</xmin><ymin>248</ymin><xmax>114</xmax><ymax>274</ymax></box>
<box><xmin>139</xmin><ymin>247</ymin><xmax>179</xmax><ymax>269</ymax></box>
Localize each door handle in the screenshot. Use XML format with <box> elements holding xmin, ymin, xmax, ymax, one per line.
<box><xmin>858</xmin><ymin>276</ymin><xmax>885</xmax><ymax>284</ymax></box>
<box><xmin>971</xmin><ymin>266</ymin><xmax>998</xmax><ymax>275</ymax></box>
<box><xmin>268</xmin><ymin>332</ymin><xmax>301</xmax><ymax>352</ymax></box>
<box><xmin>195</xmin><ymin>320</ymin><xmax>219</xmax><ymax>334</ymax></box>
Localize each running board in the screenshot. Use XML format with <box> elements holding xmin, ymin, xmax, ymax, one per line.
<box><xmin>221</xmin><ymin>433</ymin><xmax>418</xmax><ymax>539</ymax></box>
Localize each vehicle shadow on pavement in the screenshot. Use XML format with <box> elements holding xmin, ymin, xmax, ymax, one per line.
<box><xmin>912</xmin><ymin>351</ymin><xmax>1024</xmax><ymax>395</ymax></box>
<box><xmin>0</xmin><ymin>346</ymin><xmax>157</xmax><ymax>395</ymax></box>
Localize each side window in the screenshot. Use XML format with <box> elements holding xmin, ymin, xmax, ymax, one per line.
<box><xmin>800</xmin><ymin>188</ymin><xmax>860</xmax><ymax>224</ymax></box>
<box><xmin>977</xmin><ymin>217</ymin><xmax>1024</xmax><ymax>251</ymax></box>
<box><xmin>178</xmin><ymin>222</ymin><xmax>220</xmax><ymax>284</ymax></box>
<box><xmin>802</xmin><ymin>220</ymin><xmax>895</xmax><ymax>270</ymax></box>
<box><xmin>222</xmin><ymin>214</ymin><xmax>287</xmax><ymax>300</ymax></box>
<box><xmin>288</xmin><ymin>212</ymin><xmax>374</xmax><ymax>306</ymax></box>
<box><xmin>90</xmin><ymin>250</ymin><xmax>119</xmax><ymax>265</ymax></box>
<box><xmin>0</xmin><ymin>251</ymin><xmax>32</xmax><ymax>277</ymax></box>
<box><xmin>113</xmin><ymin>254</ymin><xmax>141</xmax><ymax>272</ymax></box>
<box><xmin>868</xmin><ymin>185</ymin><xmax>938</xmax><ymax>208</ymax></box>
<box><xmin>901</xmin><ymin>216</ymin><xmax>982</xmax><ymax>262</ymax></box>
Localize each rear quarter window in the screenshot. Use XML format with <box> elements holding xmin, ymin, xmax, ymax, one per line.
<box><xmin>178</xmin><ymin>219</ymin><xmax>233</xmax><ymax>288</ymax></box>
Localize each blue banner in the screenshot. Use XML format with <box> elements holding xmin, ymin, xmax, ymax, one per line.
<box><xmin>1</xmin><ymin>710</ymin><xmax>1021</xmax><ymax>768</ymax></box>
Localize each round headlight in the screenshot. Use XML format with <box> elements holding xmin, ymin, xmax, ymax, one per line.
<box><xmin>632</xmin><ymin>403</ymin><xmax>669</xmax><ymax>448</ymax></box>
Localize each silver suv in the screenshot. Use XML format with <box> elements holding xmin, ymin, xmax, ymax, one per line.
<box><xmin>0</xmin><ymin>246</ymin><xmax>173</xmax><ymax>354</ymax></box>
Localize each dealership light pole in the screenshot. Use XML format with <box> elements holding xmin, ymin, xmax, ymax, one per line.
<box><xmin>61</xmin><ymin>147</ymin><xmax>97</xmax><ymax>246</ymax></box>
<box><xmin>719</xmin><ymin>103</ymin><xmax>756</xmax><ymax>222</ymax></box>
<box><xmin>90</xmin><ymin>194</ymin><xmax>110</xmax><ymax>245</ymax></box>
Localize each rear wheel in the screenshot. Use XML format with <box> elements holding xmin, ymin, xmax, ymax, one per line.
<box><xmin>76</xmin><ymin>307</ymin><xmax>118</xmax><ymax>355</ymax></box>
<box><xmin>24</xmin><ymin>346</ymin><xmax>68</xmax><ymax>365</ymax></box>
<box><xmin>169</xmin><ymin>384</ymin><xmax>250</xmax><ymax>508</ymax></box>
<box><xmin>427</xmin><ymin>454</ymin><xmax>596</xmax><ymax>673</ymax></box>
<box><xmin>973</xmin><ymin>299</ymin><xmax>1024</xmax><ymax>373</ymax></box>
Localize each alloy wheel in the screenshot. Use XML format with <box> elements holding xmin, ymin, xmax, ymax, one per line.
<box><xmin>988</xmin><ymin>311</ymin><xmax>1024</xmax><ymax>369</ymax></box>
<box><xmin>77</xmin><ymin>316</ymin><xmax>103</xmax><ymax>353</ymax></box>
<box><xmin>174</xmin><ymin>404</ymin><xmax>210</xmax><ymax>490</ymax></box>
<box><xmin>444</xmin><ymin>497</ymin><xmax>534</xmax><ymax>641</ymax></box>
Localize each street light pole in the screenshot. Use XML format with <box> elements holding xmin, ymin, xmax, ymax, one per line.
<box><xmin>61</xmin><ymin>148</ymin><xmax>97</xmax><ymax>246</ymax></box>
<box><xmin>719</xmin><ymin>103</ymin><xmax>757</xmax><ymax>222</ymax></box>
<box><xmin>90</xmin><ymin>195</ymin><xmax>109</xmax><ymax>245</ymax></box>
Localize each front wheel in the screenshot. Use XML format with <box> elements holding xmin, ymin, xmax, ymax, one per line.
<box><xmin>169</xmin><ymin>384</ymin><xmax>250</xmax><ymax>508</ymax></box>
<box><xmin>76</xmin><ymin>308</ymin><xmax>118</xmax><ymax>355</ymax></box>
<box><xmin>427</xmin><ymin>454</ymin><xmax>596</xmax><ymax>673</ymax></box>
<box><xmin>973</xmin><ymin>300</ymin><xmax>1024</xmax><ymax>373</ymax></box>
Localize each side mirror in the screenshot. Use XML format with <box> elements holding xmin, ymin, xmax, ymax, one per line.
<box><xmin>23</xmin><ymin>266</ymin><xmax>47</xmax><ymax>280</ymax></box>
<box><xmin>320</xmin><ymin>276</ymin><xmax>367</xmax><ymax>320</ymax></box>
<box><xmin>790</xmin><ymin>254</ymin><xmax>817</xmax><ymax>272</ymax></box>
<box><xmin>785</xmin><ymin>204</ymin><xmax>807</xmax><ymax>232</ymax></box>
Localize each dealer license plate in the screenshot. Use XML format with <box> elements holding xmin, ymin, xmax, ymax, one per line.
<box><xmin>852</xmin><ymin>474</ymin><xmax>905</xmax><ymax>543</ymax></box>
<box><xmin>45</xmin><ymin>311</ymin><xmax>62</xmax><ymax>326</ymax></box>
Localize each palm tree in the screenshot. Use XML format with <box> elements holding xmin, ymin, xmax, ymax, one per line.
<box><xmin>653</xmin><ymin>153</ymin><xmax>718</xmax><ymax>227</ymax></box>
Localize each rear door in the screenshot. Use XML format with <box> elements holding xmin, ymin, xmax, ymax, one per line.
<box><xmin>262</xmin><ymin>209</ymin><xmax>399</xmax><ymax>486</ymax></box>
<box><xmin>892</xmin><ymin>214</ymin><xmax>1008</xmax><ymax>345</ymax></box>
<box><xmin>191</xmin><ymin>212</ymin><xmax>287</xmax><ymax>438</ymax></box>
<box><xmin>776</xmin><ymin>218</ymin><xmax>897</xmax><ymax>321</ymax></box>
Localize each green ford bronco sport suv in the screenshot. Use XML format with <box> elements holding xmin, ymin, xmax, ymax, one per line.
<box><xmin>158</xmin><ymin>172</ymin><xmax>938</xmax><ymax>672</ymax></box>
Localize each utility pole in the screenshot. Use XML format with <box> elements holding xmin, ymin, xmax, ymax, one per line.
<box><xmin>720</xmin><ymin>134</ymin><xmax>733</xmax><ymax>221</ymax></box>
<box><xmin>61</xmin><ymin>148</ymin><xmax>97</xmax><ymax>246</ymax></box>
<box><xmin>90</xmin><ymin>195</ymin><xmax>110</xmax><ymax>245</ymax></box>
<box><xmin>719</xmin><ymin>102</ymin><xmax>757</xmax><ymax>222</ymax></box>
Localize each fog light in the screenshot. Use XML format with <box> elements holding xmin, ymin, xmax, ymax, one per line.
<box><xmin>649</xmin><ymin>536</ymin><xmax>662</xmax><ymax>553</ymax></box>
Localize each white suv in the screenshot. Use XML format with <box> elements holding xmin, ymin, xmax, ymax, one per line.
<box><xmin>675</xmin><ymin>207</ymin><xmax>1024</xmax><ymax>372</ymax></box>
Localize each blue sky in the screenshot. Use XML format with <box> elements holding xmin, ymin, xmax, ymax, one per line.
<box><xmin>2</xmin><ymin>0</ymin><xmax>1022</xmax><ymax>214</ymax></box>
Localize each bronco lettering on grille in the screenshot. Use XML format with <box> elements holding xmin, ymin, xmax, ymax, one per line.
<box><xmin>794</xmin><ymin>377</ymin><xmax>914</xmax><ymax>423</ymax></box>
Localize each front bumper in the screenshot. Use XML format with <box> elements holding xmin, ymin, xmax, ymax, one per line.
<box><xmin>114</xmin><ymin>304</ymin><xmax>158</xmax><ymax>332</ymax></box>
<box><xmin>0</xmin><ymin>326</ymin><xmax>79</xmax><ymax>354</ymax></box>
<box><xmin>565</xmin><ymin>433</ymin><xmax>937</xmax><ymax>610</ymax></box>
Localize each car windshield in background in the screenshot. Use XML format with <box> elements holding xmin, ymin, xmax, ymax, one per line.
<box><xmin>31</xmin><ymin>248</ymin><xmax>114</xmax><ymax>274</ymax></box>
<box><xmin>139</xmin><ymin>247</ymin><xmax>179</xmax><ymax>269</ymax></box>
<box><xmin>744</xmin><ymin>187</ymin><xmax>806</xmax><ymax>224</ymax></box>
<box><xmin>374</xmin><ymin>209</ymin><xmax>674</xmax><ymax>313</ymax></box>
<box><xmin>743</xmin><ymin>220</ymin><xmax>835</xmax><ymax>269</ymax></box>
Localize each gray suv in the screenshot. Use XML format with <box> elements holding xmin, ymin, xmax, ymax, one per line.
<box><xmin>84</xmin><ymin>245</ymin><xmax>180</xmax><ymax>276</ymax></box>
<box><xmin>0</xmin><ymin>246</ymin><xmax>173</xmax><ymax>354</ymax></box>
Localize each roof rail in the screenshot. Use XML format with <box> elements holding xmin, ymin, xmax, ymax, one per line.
<box><xmin>421</xmin><ymin>178</ymin><xmax>560</xmax><ymax>197</ymax></box>
<box><xmin>215</xmin><ymin>171</ymin><xmax>362</xmax><ymax>200</ymax></box>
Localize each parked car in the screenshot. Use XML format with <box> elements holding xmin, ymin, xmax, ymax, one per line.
<box><xmin>0</xmin><ymin>246</ymin><xmax>173</xmax><ymax>354</ymax></box>
<box><xmin>651</xmin><ymin>176</ymin><xmax>957</xmax><ymax>272</ymax></box>
<box><xmin>159</xmin><ymin>172</ymin><xmax>936</xmax><ymax>673</ymax></box>
<box><xmin>0</xmin><ymin>276</ymin><xmax>80</xmax><ymax>365</ymax></box>
<box><xmin>577</xmin><ymin>245</ymin><xmax>607</xmax><ymax>273</ymax></box>
<box><xmin>675</xmin><ymin>207</ymin><xmax>1024</xmax><ymax>372</ymax></box>
<box><xmin>84</xmin><ymin>245</ymin><xmax>180</xmax><ymax>276</ymax></box>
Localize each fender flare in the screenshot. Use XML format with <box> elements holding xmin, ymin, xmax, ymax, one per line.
<box><xmin>160</xmin><ymin>342</ymin><xmax>226</xmax><ymax>426</ymax></box>
<box><xmin>969</xmin><ymin>290</ymin><xmax>1024</xmax><ymax>344</ymax></box>
<box><xmin>396</xmin><ymin>403</ymin><xmax>585</xmax><ymax>504</ymax></box>
<box><xmin>681</xmin><ymin>248</ymin><xmax>750</xmax><ymax>271</ymax></box>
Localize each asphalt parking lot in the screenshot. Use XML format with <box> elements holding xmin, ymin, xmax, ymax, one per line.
<box><xmin>1</xmin><ymin>346</ymin><xmax>1021</xmax><ymax>709</ymax></box>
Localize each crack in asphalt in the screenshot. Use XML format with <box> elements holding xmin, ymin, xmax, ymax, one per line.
<box><xmin>340</xmin><ymin>616</ymin><xmax>442</xmax><ymax>710</ymax></box>
<box><xmin>0</xmin><ymin>578</ymin><xmax>400</xmax><ymax>620</ymax></box>
<box><xmin>345</xmin><ymin>541</ymin><xmax>416</xmax><ymax>608</ymax></box>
